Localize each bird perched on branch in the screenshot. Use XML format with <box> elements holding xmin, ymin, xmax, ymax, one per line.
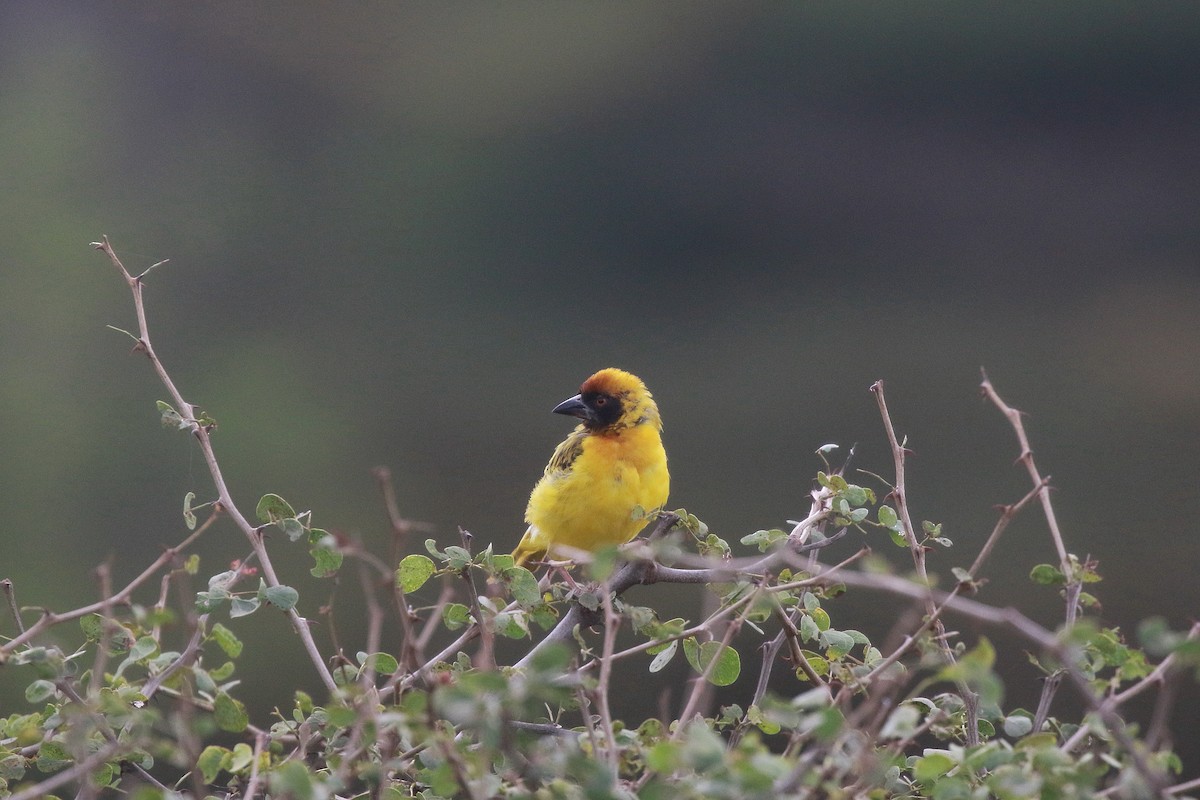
<box><xmin>513</xmin><ymin>368</ymin><xmax>670</xmax><ymax>567</ymax></box>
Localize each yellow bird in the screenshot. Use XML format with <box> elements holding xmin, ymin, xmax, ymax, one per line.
<box><xmin>513</xmin><ymin>368</ymin><xmax>670</xmax><ymax>567</ymax></box>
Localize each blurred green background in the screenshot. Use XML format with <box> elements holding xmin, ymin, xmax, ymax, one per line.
<box><xmin>2</xmin><ymin>0</ymin><xmax>1198</xmax><ymax>767</ymax></box>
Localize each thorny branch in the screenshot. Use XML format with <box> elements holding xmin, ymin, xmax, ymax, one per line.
<box><xmin>871</xmin><ymin>379</ymin><xmax>981</xmax><ymax>746</ymax></box>
<box><xmin>6</xmin><ymin>244</ymin><xmax>1189</xmax><ymax>798</ymax></box>
<box><xmin>90</xmin><ymin>236</ymin><xmax>338</xmax><ymax>694</ymax></box>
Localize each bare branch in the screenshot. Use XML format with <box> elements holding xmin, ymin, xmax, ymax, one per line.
<box><xmin>92</xmin><ymin>237</ymin><xmax>337</xmax><ymax>694</ymax></box>
<box><xmin>979</xmin><ymin>370</ymin><xmax>1070</xmax><ymax>565</ymax></box>
<box><xmin>871</xmin><ymin>379</ymin><xmax>980</xmax><ymax>745</ymax></box>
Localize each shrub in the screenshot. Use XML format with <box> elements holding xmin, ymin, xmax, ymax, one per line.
<box><xmin>0</xmin><ymin>238</ymin><xmax>1195</xmax><ymax>799</ymax></box>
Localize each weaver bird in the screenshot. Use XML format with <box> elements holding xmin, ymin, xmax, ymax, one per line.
<box><xmin>512</xmin><ymin>368</ymin><xmax>670</xmax><ymax>567</ymax></box>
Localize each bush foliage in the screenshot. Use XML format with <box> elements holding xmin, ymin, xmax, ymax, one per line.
<box><xmin>0</xmin><ymin>239</ymin><xmax>1197</xmax><ymax>799</ymax></box>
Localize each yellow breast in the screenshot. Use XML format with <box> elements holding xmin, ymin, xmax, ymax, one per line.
<box><xmin>522</xmin><ymin>424</ymin><xmax>669</xmax><ymax>559</ymax></box>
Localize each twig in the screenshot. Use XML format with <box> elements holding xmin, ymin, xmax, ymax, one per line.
<box><xmin>871</xmin><ymin>379</ymin><xmax>980</xmax><ymax>746</ymax></box>
<box><xmin>967</xmin><ymin>477</ymin><xmax>1050</xmax><ymax>578</ymax></box>
<box><xmin>1061</xmin><ymin>621</ymin><xmax>1200</xmax><ymax>754</ymax></box>
<box><xmin>241</xmin><ymin>731</ymin><xmax>269</xmax><ymax>800</ymax></box>
<box><xmin>514</xmin><ymin>512</ymin><xmax>682</xmax><ymax>669</ymax></box>
<box><xmin>414</xmin><ymin>578</ymin><xmax>458</xmax><ymax>653</ymax></box>
<box><xmin>458</xmin><ymin>528</ymin><xmax>495</xmax><ymax>671</ymax></box>
<box><xmin>672</xmin><ymin>586</ymin><xmax>754</xmax><ymax>736</ymax></box>
<box><xmin>776</xmin><ymin>607</ymin><xmax>835</xmax><ymax>697</ymax></box>
<box><xmin>89</xmin><ymin>561</ymin><xmax>115</xmax><ymax>700</ymax></box>
<box><xmin>594</xmin><ymin>586</ymin><xmax>621</xmax><ymax>772</ymax></box>
<box><xmin>1</xmin><ymin>510</ymin><xmax>217</xmax><ymax>656</ymax></box>
<box><xmin>816</xmin><ymin>564</ymin><xmax>1170</xmax><ymax>794</ymax></box>
<box><xmin>979</xmin><ymin>370</ymin><xmax>1069</xmax><ymax>565</ymax></box>
<box><xmin>373</xmin><ymin>465</ymin><xmax>434</xmax><ymax>562</ymax></box>
<box><xmin>980</xmin><ymin>370</ymin><xmax>1085</xmax><ymax>732</ymax></box>
<box><xmin>358</xmin><ymin>561</ymin><xmax>386</xmax><ymax>686</ymax></box>
<box><xmin>1166</xmin><ymin>775</ymin><xmax>1200</xmax><ymax>796</ymax></box>
<box><xmin>92</xmin><ymin>237</ymin><xmax>337</xmax><ymax>694</ymax></box>
<box><xmin>6</xmin><ymin>739</ymin><xmax>125</xmax><ymax>800</ymax></box>
<box><xmin>1</xmin><ymin>578</ymin><xmax>24</xmax><ymax>634</ymax></box>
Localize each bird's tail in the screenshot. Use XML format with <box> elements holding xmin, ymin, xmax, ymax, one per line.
<box><xmin>511</xmin><ymin>527</ymin><xmax>543</xmax><ymax>568</ymax></box>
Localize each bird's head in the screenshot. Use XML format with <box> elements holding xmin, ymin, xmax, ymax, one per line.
<box><xmin>553</xmin><ymin>368</ymin><xmax>661</xmax><ymax>433</ymax></box>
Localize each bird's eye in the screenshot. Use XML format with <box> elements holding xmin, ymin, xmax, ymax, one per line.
<box><xmin>594</xmin><ymin>396</ymin><xmax>607</xmax><ymax>406</ymax></box>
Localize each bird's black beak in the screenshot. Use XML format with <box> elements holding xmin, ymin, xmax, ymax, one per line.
<box><xmin>552</xmin><ymin>393</ymin><xmax>595</xmax><ymax>422</ymax></box>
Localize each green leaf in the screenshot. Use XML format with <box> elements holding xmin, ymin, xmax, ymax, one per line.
<box><xmin>209</xmin><ymin>623</ymin><xmax>244</xmax><ymax>658</ymax></box>
<box><xmin>1137</xmin><ymin>617</ymin><xmax>1181</xmax><ymax>657</ymax></box>
<box><xmin>80</xmin><ymin>613</ymin><xmax>103</xmax><ymax>641</ymax></box>
<box><xmin>888</xmin><ymin>528</ymin><xmax>908</xmax><ymax>548</ymax></box>
<box><xmin>877</xmin><ymin>505</ymin><xmax>899</xmax><ymax>528</ymax></box>
<box><xmin>800</xmin><ymin>613</ymin><xmax>820</xmax><ymax>642</ymax></box>
<box><xmin>195</xmin><ymin>590</ymin><xmax>228</xmax><ymax>613</ymax></box>
<box><xmin>684</xmin><ymin>640</ymin><xmax>741</xmax><ymax>686</ymax></box>
<box><xmin>156</xmin><ymin>400</ymin><xmax>186</xmax><ymax>430</ymax></box>
<box><xmin>294</xmin><ymin>690</ymin><xmax>314</xmax><ymax>716</ymax></box>
<box><xmin>914</xmin><ymin>752</ymin><xmax>955</xmax><ymax>783</ymax></box>
<box><xmin>932</xmin><ymin>775</ymin><xmax>971</xmax><ymax>800</ymax></box>
<box><xmin>255</xmin><ymin>493</ymin><xmax>295</xmax><ymax>524</ymax></box>
<box><xmin>229</xmin><ymin>597</ymin><xmax>260</xmax><ymax>617</ymax></box>
<box><xmin>811</xmin><ymin>607</ymin><xmax>831</xmax><ymax>631</ymax></box>
<box><xmin>443</xmin><ymin>602</ymin><xmax>472</xmax><ymax>630</ymax></box>
<box><xmin>746</xmin><ymin>704</ymin><xmax>781</xmax><ymax>735</ymax></box>
<box><xmin>504</xmin><ymin>566</ymin><xmax>541</xmax><ymax>607</ymax></box>
<box><xmin>1029</xmin><ymin>564</ymin><xmax>1066</xmax><ymax>585</ymax></box>
<box><xmin>820</xmin><ymin>629</ymin><xmax>855</xmax><ymax>659</ymax></box>
<box><xmin>128</xmin><ymin>635</ymin><xmax>159</xmax><ymax>662</ymax></box>
<box><xmin>494</xmin><ymin>610</ymin><xmax>530</xmax><ymax>639</ymax></box>
<box><xmin>183</xmin><ymin>491</ymin><xmax>197</xmax><ymax>530</ymax></box>
<box><xmin>443</xmin><ymin>545</ymin><xmax>472</xmax><ymax>571</ymax></box>
<box><xmin>359</xmin><ymin>652</ymin><xmax>399</xmax><ymax>675</ymax></box>
<box><xmin>309</xmin><ymin>544</ymin><xmax>343</xmax><ymax>578</ymax></box>
<box><xmin>842</xmin><ymin>484</ymin><xmax>869</xmax><ymax>507</ymax></box>
<box><xmin>36</xmin><ymin>741</ymin><xmax>72</xmax><ymax>773</ymax></box>
<box><xmin>646</xmin><ymin>740</ymin><xmax>681</xmax><ymax>773</ymax></box>
<box><xmin>197</xmin><ymin>745</ymin><xmax>230</xmax><ymax>783</ymax></box>
<box><xmin>1003</xmin><ymin>713</ymin><xmax>1034</xmax><ymax>738</ymax></box>
<box><xmin>490</xmin><ymin>553</ymin><xmax>516</xmax><ymax>571</ymax></box>
<box><xmin>270</xmin><ymin>760</ymin><xmax>315</xmax><ymax>800</ymax></box>
<box><xmin>798</xmin><ymin>650</ymin><xmax>829</xmax><ymax>679</ymax></box>
<box><xmin>259</xmin><ymin>582</ymin><xmax>299</xmax><ymax>611</ymax></box>
<box><xmin>530</xmin><ymin>604</ymin><xmax>559</xmax><ymax>630</ymax></box>
<box><xmin>229</xmin><ymin>742</ymin><xmax>255</xmax><ymax>773</ymax></box>
<box><xmin>281</xmin><ymin>518</ymin><xmax>305</xmax><ymax>542</ymax></box>
<box><xmin>739</xmin><ymin>528</ymin><xmax>786</xmax><ymax>552</ymax></box>
<box><xmin>396</xmin><ymin>554</ymin><xmax>436</xmax><ymax>593</ymax></box>
<box><xmin>325</xmin><ymin>704</ymin><xmax>358</xmax><ymax>727</ymax></box>
<box><xmin>214</xmin><ymin>692</ymin><xmax>249</xmax><ymax>732</ymax></box>
<box><xmin>210</xmin><ymin>661</ymin><xmax>236</xmax><ymax>681</ymax></box>
<box><xmin>24</xmin><ymin>679</ymin><xmax>56</xmax><ymax>703</ymax></box>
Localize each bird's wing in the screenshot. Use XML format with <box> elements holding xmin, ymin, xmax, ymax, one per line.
<box><xmin>544</xmin><ymin>427</ymin><xmax>587</xmax><ymax>477</ymax></box>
